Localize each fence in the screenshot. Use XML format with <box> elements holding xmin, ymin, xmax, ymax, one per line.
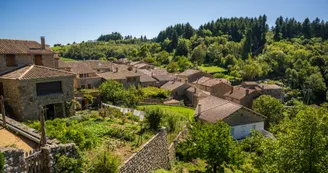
<box><xmin>101</xmin><ymin>102</ymin><xmax>146</xmax><ymax>120</ymax></box>
<box><xmin>25</xmin><ymin>151</ymin><xmax>43</xmax><ymax>173</ymax></box>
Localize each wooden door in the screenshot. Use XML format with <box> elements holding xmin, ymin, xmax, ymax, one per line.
<box><xmin>34</xmin><ymin>55</ymin><xmax>43</xmax><ymax>65</ymax></box>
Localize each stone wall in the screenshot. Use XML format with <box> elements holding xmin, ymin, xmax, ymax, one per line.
<box><xmin>119</xmin><ymin>128</ymin><xmax>170</xmax><ymax>173</ymax></box>
<box><xmin>42</xmin><ymin>143</ymin><xmax>79</xmax><ymax>173</ymax></box>
<box><xmin>168</xmin><ymin>126</ymin><xmax>188</xmax><ymax>163</ymax></box>
<box><xmin>0</xmin><ymin>147</ymin><xmax>26</xmax><ymax>173</ymax></box>
<box><xmin>0</xmin><ymin>143</ymin><xmax>78</xmax><ymax>173</ymax></box>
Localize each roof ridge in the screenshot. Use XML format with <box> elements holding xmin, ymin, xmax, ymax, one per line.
<box><xmin>199</xmin><ymin>96</ymin><xmax>242</xmax><ymax>114</ymax></box>
<box><xmin>33</xmin><ymin>65</ymin><xmax>75</xmax><ymax>75</ymax></box>
<box><xmin>18</xmin><ymin>65</ymin><xmax>34</xmax><ymax>80</ymax></box>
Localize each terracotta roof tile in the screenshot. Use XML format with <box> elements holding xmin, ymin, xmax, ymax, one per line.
<box><xmin>0</xmin><ymin>39</ymin><xmax>53</xmax><ymax>54</ymax></box>
<box><xmin>160</xmin><ymin>80</ymin><xmax>186</xmax><ymax>91</ymax></box>
<box><xmin>0</xmin><ymin>65</ymin><xmax>75</xmax><ymax>80</ymax></box>
<box><xmin>224</xmin><ymin>86</ymin><xmax>256</xmax><ymax>100</ymax></box>
<box><xmin>84</xmin><ymin>60</ymin><xmax>114</xmax><ymax>70</ymax></box>
<box><xmin>66</xmin><ymin>61</ymin><xmax>95</xmax><ymax>74</ymax></box>
<box><xmin>178</xmin><ymin>69</ymin><xmax>201</xmax><ymax>77</ymax></box>
<box><xmin>98</xmin><ymin>70</ymin><xmax>139</xmax><ymax>80</ymax></box>
<box><xmin>153</xmin><ymin>74</ymin><xmax>175</xmax><ymax>82</ymax></box>
<box><xmin>200</xmin><ymin>78</ymin><xmax>229</xmax><ymax>87</ymax></box>
<box><xmin>138</xmin><ymin>70</ymin><xmax>157</xmax><ymax>83</ymax></box>
<box><xmin>193</xmin><ymin>76</ymin><xmax>211</xmax><ymax>84</ymax></box>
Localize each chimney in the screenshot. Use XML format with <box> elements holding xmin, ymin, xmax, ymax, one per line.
<box><xmin>41</xmin><ymin>36</ymin><xmax>45</xmax><ymax>50</ymax></box>
<box><xmin>198</xmin><ymin>103</ymin><xmax>202</xmax><ymax>115</ymax></box>
<box><xmin>54</xmin><ymin>53</ymin><xmax>60</xmax><ymax>69</ymax></box>
<box><xmin>246</xmin><ymin>88</ymin><xmax>249</xmax><ymax>95</ymax></box>
<box><xmin>230</xmin><ymin>86</ymin><xmax>234</xmax><ymax>93</ymax></box>
<box><xmin>194</xmin><ymin>87</ymin><xmax>197</xmax><ymax>93</ymax></box>
<box><xmin>185</xmin><ymin>79</ymin><xmax>188</xmax><ymax>84</ymax></box>
<box><xmin>115</xmin><ymin>66</ymin><xmax>119</xmax><ymax>73</ymax></box>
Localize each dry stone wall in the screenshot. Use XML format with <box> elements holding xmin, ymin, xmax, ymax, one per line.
<box><xmin>0</xmin><ymin>147</ymin><xmax>26</xmax><ymax>173</ymax></box>
<box><xmin>119</xmin><ymin>128</ymin><xmax>170</xmax><ymax>173</ymax></box>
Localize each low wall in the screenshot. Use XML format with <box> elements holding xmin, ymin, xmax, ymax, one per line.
<box><xmin>0</xmin><ymin>143</ymin><xmax>78</xmax><ymax>173</ymax></box>
<box><xmin>0</xmin><ymin>147</ymin><xmax>26</xmax><ymax>173</ymax></box>
<box><xmin>168</xmin><ymin>126</ymin><xmax>188</xmax><ymax>162</ymax></box>
<box><xmin>119</xmin><ymin>128</ymin><xmax>170</xmax><ymax>173</ymax></box>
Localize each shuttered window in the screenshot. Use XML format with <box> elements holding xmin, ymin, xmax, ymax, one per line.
<box><xmin>36</xmin><ymin>81</ymin><xmax>62</xmax><ymax>96</ymax></box>
<box><xmin>34</xmin><ymin>55</ymin><xmax>43</xmax><ymax>65</ymax></box>
<box><xmin>6</xmin><ymin>54</ymin><xmax>17</xmax><ymax>67</ymax></box>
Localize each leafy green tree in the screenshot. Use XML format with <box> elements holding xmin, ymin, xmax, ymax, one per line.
<box><xmin>207</xmin><ymin>42</ymin><xmax>223</xmax><ymax>65</ymax></box>
<box><xmin>99</xmin><ymin>80</ymin><xmax>125</xmax><ymax>105</ymax></box>
<box><xmin>304</xmin><ymin>73</ymin><xmax>327</xmax><ymax>102</ymax></box>
<box><xmin>124</xmin><ymin>85</ymin><xmax>142</xmax><ymax>108</ymax></box>
<box><xmin>183</xmin><ymin>22</ymin><xmax>195</xmax><ymax>39</ymax></box>
<box><xmin>191</xmin><ymin>44</ymin><xmax>206</xmax><ymax>65</ymax></box>
<box><xmin>144</xmin><ymin>108</ymin><xmax>164</xmax><ymax>131</ymax></box>
<box><xmin>184</xmin><ymin>122</ymin><xmax>240</xmax><ymax>172</ymax></box>
<box><xmin>92</xmin><ymin>151</ymin><xmax>121</xmax><ymax>173</ymax></box>
<box><xmin>252</xmin><ymin>95</ymin><xmax>284</xmax><ymax>128</ymax></box>
<box><xmin>176</xmin><ymin>56</ymin><xmax>193</xmax><ymax>72</ymax></box>
<box><xmin>175</xmin><ymin>38</ymin><xmax>191</xmax><ymax>56</ymax></box>
<box><xmin>155</xmin><ymin>50</ymin><xmax>170</xmax><ymax>64</ymax></box>
<box><xmin>0</xmin><ymin>152</ymin><xmax>4</xmax><ymax>173</ymax></box>
<box><xmin>138</xmin><ymin>44</ymin><xmax>150</xmax><ymax>58</ymax></box>
<box><xmin>166</xmin><ymin>61</ymin><xmax>179</xmax><ymax>73</ymax></box>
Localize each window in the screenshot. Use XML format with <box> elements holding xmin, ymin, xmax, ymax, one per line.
<box><xmin>6</xmin><ymin>54</ymin><xmax>17</xmax><ymax>67</ymax></box>
<box><xmin>230</xmin><ymin>128</ymin><xmax>235</xmax><ymax>136</ymax></box>
<box><xmin>36</xmin><ymin>81</ymin><xmax>62</xmax><ymax>96</ymax></box>
<box><xmin>34</xmin><ymin>55</ymin><xmax>43</xmax><ymax>65</ymax></box>
<box><xmin>79</xmin><ymin>74</ymin><xmax>89</xmax><ymax>78</ymax></box>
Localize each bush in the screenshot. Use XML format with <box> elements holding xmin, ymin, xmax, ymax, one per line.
<box><xmin>55</xmin><ymin>153</ymin><xmax>83</xmax><ymax>173</ymax></box>
<box><xmin>92</xmin><ymin>151</ymin><xmax>121</xmax><ymax>173</ymax></box>
<box><xmin>0</xmin><ymin>152</ymin><xmax>4</xmax><ymax>173</ymax></box>
<box><xmin>142</xmin><ymin>87</ymin><xmax>171</xmax><ymax>99</ymax></box>
<box><xmin>144</xmin><ymin>108</ymin><xmax>164</xmax><ymax>131</ymax></box>
<box><xmin>83</xmin><ymin>94</ymin><xmax>94</xmax><ymax>105</ymax></box>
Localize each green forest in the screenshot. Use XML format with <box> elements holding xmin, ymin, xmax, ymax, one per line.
<box><xmin>53</xmin><ymin>15</ymin><xmax>328</xmax><ymax>105</ymax></box>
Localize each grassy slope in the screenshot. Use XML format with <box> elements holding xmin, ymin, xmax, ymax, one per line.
<box><xmin>199</xmin><ymin>64</ymin><xmax>227</xmax><ymax>73</ymax></box>
<box><xmin>137</xmin><ymin>104</ymin><xmax>195</xmax><ymax>122</ymax></box>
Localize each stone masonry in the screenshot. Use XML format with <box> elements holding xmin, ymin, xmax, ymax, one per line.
<box><xmin>0</xmin><ymin>147</ymin><xmax>26</xmax><ymax>173</ymax></box>
<box><xmin>119</xmin><ymin>128</ymin><xmax>170</xmax><ymax>173</ymax></box>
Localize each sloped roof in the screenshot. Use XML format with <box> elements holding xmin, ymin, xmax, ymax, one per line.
<box><xmin>66</xmin><ymin>61</ymin><xmax>95</xmax><ymax>74</ymax></box>
<box><xmin>84</xmin><ymin>60</ymin><xmax>114</xmax><ymax>70</ymax></box>
<box><xmin>224</xmin><ymin>86</ymin><xmax>256</xmax><ymax>100</ymax></box>
<box><xmin>178</xmin><ymin>69</ymin><xmax>201</xmax><ymax>77</ymax></box>
<box><xmin>0</xmin><ymin>65</ymin><xmax>75</xmax><ymax>80</ymax></box>
<box><xmin>98</xmin><ymin>70</ymin><xmax>139</xmax><ymax>80</ymax></box>
<box><xmin>200</xmin><ymin>78</ymin><xmax>229</xmax><ymax>87</ymax></box>
<box><xmin>0</xmin><ymin>39</ymin><xmax>53</xmax><ymax>54</ymax></box>
<box><xmin>160</xmin><ymin>80</ymin><xmax>186</xmax><ymax>91</ymax></box>
<box><xmin>196</xmin><ymin>95</ymin><xmax>242</xmax><ymax>123</ymax></box>
<box><xmin>193</xmin><ymin>76</ymin><xmax>211</xmax><ymax>84</ymax></box>
<box><xmin>153</xmin><ymin>74</ymin><xmax>175</xmax><ymax>82</ymax></box>
<box><xmin>138</xmin><ymin>70</ymin><xmax>157</xmax><ymax>83</ymax></box>
<box><xmin>57</xmin><ymin>59</ymin><xmax>71</xmax><ymax>69</ymax></box>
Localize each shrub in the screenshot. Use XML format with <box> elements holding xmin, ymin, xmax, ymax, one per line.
<box><xmin>144</xmin><ymin>108</ymin><xmax>164</xmax><ymax>131</ymax></box>
<box><xmin>165</xmin><ymin>114</ymin><xmax>178</xmax><ymax>133</ymax></box>
<box><xmin>92</xmin><ymin>151</ymin><xmax>121</xmax><ymax>173</ymax></box>
<box><xmin>55</xmin><ymin>153</ymin><xmax>83</xmax><ymax>173</ymax></box>
<box><xmin>83</xmin><ymin>94</ymin><xmax>94</xmax><ymax>105</ymax></box>
<box><xmin>142</xmin><ymin>87</ymin><xmax>171</xmax><ymax>99</ymax></box>
<box><xmin>0</xmin><ymin>152</ymin><xmax>4</xmax><ymax>173</ymax></box>
<box><xmin>213</xmin><ymin>73</ymin><xmax>225</xmax><ymax>78</ymax></box>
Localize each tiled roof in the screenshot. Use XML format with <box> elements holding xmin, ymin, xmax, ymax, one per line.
<box><xmin>193</xmin><ymin>76</ymin><xmax>211</xmax><ymax>84</ymax></box>
<box><xmin>0</xmin><ymin>65</ymin><xmax>75</xmax><ymax>80</ymax></box>
<box><xmin>200</xmin><ymin>78</ymin><xmax>229</xmax><ymax>87</ymax></box>
<box><xmin>178</xmin><ymin>69</ymin><xmax>201</xmax><ymax>77</ymax></box>
<box><xmin>99</xmin><ymin>70</ymin><xmax>140</xmax><ymax>80</ymax></box>
<box><xmin>151</xmin><ymin>69</ymin><xmax>168</xmax><ymax>76</ymax></box>
<box><xmin>84</xmin><ymin>60</ymin><xmax>114</xmax><ymax>70</ymax></box>
<box><xmin>161</xmin><ymin>80</ymin><xmax>186</xmax><ymax>91</ymax></box>
<box><xmin>224</xmin><ymin>86</ymin><xmax>256</xmax><ymax>100</ymax></box>
<box><xmin>153</xmin><ymin>74</ymin><xmax>175</xmax><ymax>82</ymax></box>
<box><xmin>0</xmin><ymin>39</ymin><xmax>53</xmax><ymax>54</ymax></box>
<box><xmin>261</xmin><ymin>84</ymin><xmax>282</xmax><ymax>89</ymax></box>
<box><xmin>138</xmin><ymin>70</ymin><xmax>157</xmax><ymax>83</ymax></box>
<box><xmin>196</xmin><ymin>95</ymin><xmax>242</xmax><ymax>123</ymax></box>
<box><xmin>242</xmin><ymin>81</ymin><xmax>259</xmax><ymax>85</ymax></box>
<box><xmin>57</xmin><ymin>59</ymin><xmax>71</xmax><ymax>69</ymax></box>
<box><xmin>187</xmin><ymin>87</ymin><xmax>210</xmax><ymax>97</ymax></box>
<box><xmin>66</xmin><ymin>61</ymin><xmax>95</xmax><ymax>74</ymax></box>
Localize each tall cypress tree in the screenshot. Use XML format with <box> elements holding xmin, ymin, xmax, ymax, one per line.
<box><xmin>183</xmin><ymin>22</ymin><xmax>195</xmax><ymax>39</ymax></box>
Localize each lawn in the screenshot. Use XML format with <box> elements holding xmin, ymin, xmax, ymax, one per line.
<box><xmin>137</xmin><ymin>104</ymin><xmax>195</xmax><ymax>122</ymax></box>
<box><xmin>60</xmin><ymin>57</ymin><xmax>77</xmax><ymax>61</ymax></box>
<box><xmin>199</xmin><ymin>64</ymin><xmax>227</xmax><ymax>74</ymax></box>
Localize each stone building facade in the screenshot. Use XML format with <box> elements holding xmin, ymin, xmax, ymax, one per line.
<box><xmin>0</xmin><ymin>65</ymin><xmax>75</xmax><ymax>121</ymax></box>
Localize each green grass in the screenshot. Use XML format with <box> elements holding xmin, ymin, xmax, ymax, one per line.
<box><xmin>199</xmin><ymin>64</ymin><xmax>227</xmax><ymax>74</ymax></box>
<box><xmin>60</xmin><ymin>57</ymin><xmax>77</xmax><ymax>61</ymax></box>
<box><xmin>137</xmin><ymin>104</ymin><xmax>195</xmax><ymax>122</ymax></box>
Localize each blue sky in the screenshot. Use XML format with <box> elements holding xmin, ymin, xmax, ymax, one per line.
<box><xmin>1</xmin><ymin>0</ymin><xmax>328</xmax><ymax>46</ymax></box>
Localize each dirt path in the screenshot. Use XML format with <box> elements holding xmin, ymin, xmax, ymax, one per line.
<box><xmin>0</xmin><ymin>127</ymin><xmax>38</xmax><ymax>153</ymax></box>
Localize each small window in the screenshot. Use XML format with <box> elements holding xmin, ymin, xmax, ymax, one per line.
<box><xmin>36</xmin><ymin>81</ymin><xmax>62</xmax><ymax>96</ymax></box>
<box><xmin>34</xmin><ymin>55</ymin><xmax>43</xmax><ymax>65</ymax></box>
<box><xmin>230</xmin><ymin>128</ymin><xmax>235</xmax><ymax>136</ymax></box>
<box><xmin>6</xmin><ymin>54</ymin><xmax>17</xmax><ymax>67</ymax></box>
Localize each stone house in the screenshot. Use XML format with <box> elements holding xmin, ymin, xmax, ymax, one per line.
<box><xmin>195</xmin><ymin>95</ymin><xmax>266</xmax><ymax>140</ymax></box>
<box><xmin>192</xmin><ymin>77</ymin><xmax>231</xmax><ymax>98</ymax></box>
<box><xmin>177</xmin><ymin>69</ymin><xmax>211</xmax><ymax>83</ymax></box>
<box><xmin>98</xmin><ymin>67</ymin><xmax>141</xmax><ymax>87</ymax></box>
<box><xmin>185</xmin><ymin>87</ymin><xmax>210</xmax><ymax>107</ymax></box>
<box><xmin>64</xmin><ymin>61</ymin><xmax>102</xmax><ymax>89</ymax></box>
<box><xmin>241</xmin><ymin>81</ymin><xmax>284</xmax><ymax>102</ymax></box>
<box><xmin>138</xmin><ymin>70</ymin><xmax>158</xmax><ymax>87</ymax></box>
<box><xmin>223</xmin><ymin>86</ymin><xmax>260</xmax><ymax>108</ymax></box>
<box><xmin>0</xmin><ymin>65</ymin><xmax>75</xmax><ymax>121</ymax></box>
<box><xmin>0</xmin><ymin>37</ymin><xmax>56</xmax><ymax>74</ymax></box>
<box><xmin>83</xmin><ymin>60</ymin><xmax>115</xmax><ymax>73</ymax></box>
<box><xmin>160</xmin><ymin>80</ymin><xmax>189</xmax><ymax>100</ymax></box>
